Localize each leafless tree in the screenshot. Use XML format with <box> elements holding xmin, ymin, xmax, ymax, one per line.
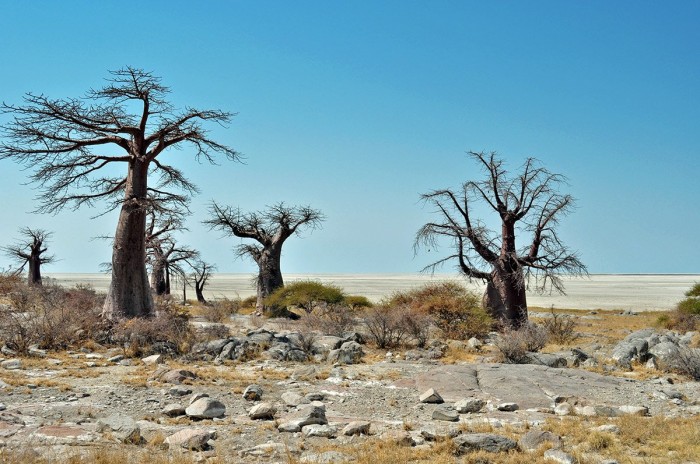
<box><xmin>2</xmin><ymin>228</ymin><xmax>55</xmax><ymax>286</ymax></box>
<box><xmin>416</xmin><ymin>151</ymin><xmax>586</xmax><ymax>328</ymax></box>
<box><xmin>0</xmin><ymin>67</ymin><xmax>238</xmax><ymax>318</ymax></box>
<box><xmin>189</xmin><ymin>258</ymin><xmax>215</xmax><ymax>304</ymax></box>
<box><xmin>205</xmin><ymin>202</ymin><xmax>324</xmax><ymax>312</ymax></box>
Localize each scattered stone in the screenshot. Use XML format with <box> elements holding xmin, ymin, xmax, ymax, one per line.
<box><xmin>185</xmin><ymin>397</ymin><xmax>226</xmax><ymax>419</ymax></box>
<box><xmin>302</xmin><ymin>424</ymin><xmax>337</xmax><ymax>438</ymax></box>
<box><xmin>96</xmin><ymin>414</ymin><xmax>141</xmax><ymax>444</ymax></box>
<box><xmin>419</xmin><ymin>388</ymin><xmax>444</xmax><ymax>404</ymax></box>
<box><xmin>1</xmin><ymin>359</ymin><xmax>21</xmax><ymax>370</ymax></box>
<box><xmin>453</xmin><ymin>433</ymin><xmax>517</xmax><ymax>454</ymax></box>
<box><xmin>243</xmin><ymin>384</ymin><xmax>263</xmax><ymax>401</ymax></box>
<box><xmin>107</xmin><ymin>355</ymin><xmax>124</xmax><ymax>363</ymax></box>
<box><xmin>524</xmin><ymin>352</ymin><xmax>568</xmax><ymax>368</ymax></box>
<box><xmin>189</xmin><ymin>392</ymin><xmax>209</xmax><ymax>404</ymax></box>
<box><xmin>382</xmin><ymin>430</ymin><xmax>415</xmax><ymax>447</ymax></box>
<box><xmin>544</xmin><ymin>449</ymin><xmax>576</xmax><ymax>464</ymax></box>
<box><xmin>618</xmin><ymin>405</ymin><xmax>649</xmax><ymax>416</ymax></box>
<box><xmin>281</xmin><ymin>391</ymin><xmax>310</xmax><ymax>407</ymax></box>
<box><xmin>85</xmin><ymin>353</ymin><xmax>103</xmax><ymax>359</ymax></box>
<box><xmin>278</xmin><ymin>403</ymin><xmax>327</xmax><ymax>432</ymax></box>
<box><xmin>300</xmin><ymin>451</ymin><xmax>353</xmax><ymax>463</ymax></box>
<box><xmin>164</xmin><ymin>428</ymin><xmax>212</xmax><ymax>450</ymax></box>
<box><xmin>327</xmin><ymin>341</ymin><xmax>364</xmax><ymax>365</ymax></box>
<box><xmin>305</xmin><ymin>392</ymin><xmax>325</xmax><ymax>402</ymax></box>
<box><xmin>496</xmin><ymin>402</ymin><xmax>519</xmax><ymax>412</ymax></box>
<box><xmin>519</xmin><ymin>429</ymin><xmax>562</xmax><ymax>451</ymax></box>
<box><xmin>243</xmin><ymin>442</ymin><xmax>287</xmax><ymax>457</ymax></box>
<box><xmin>141</xmin><ymin>354</ymin><xmax>162</xmax><ymax>365</ymax></box>
<box><xmin>419</xmin><ymin>425</ymin><xmax>461</xmax><ymax>441</ymax></box>
<box><xmin>454</xmin><ymin>398</ymin><xmax>485</xmax><ymax>413</ymax></box>
<box><xmin>341</xmin><ymin>420</ymin><xmax>371</xmax><ymax>436</ymax></box>
<box><xmin>596</xmin><ymin>424</ymin><xmax>620</xmax><ymax>434</ymax></box>
<box><xmin>554</xmin><ymin>403</ymin><xmax>573</xmax><ymax>416</ymax></box>
<box><xmin>162</xmin><ymin>403</ymin><xmax>186</xmax><ymax>417</ymax></box>
<box><xmin>432</xmin><ymin>405</ymin><xmax>459</xmax><ymax>422</ymax></box>
<box><xmin>169</xmin><ymin>386</ymin><xmax>192</xmax><ymax>397</ymax></box>
<box><xmin>158</xmin><ymin>369</ymin><xmax>197</xmax><ymax>384</ymax></box>
<box><xmin>467</xmin><ymin>337</ymin><xmax>483</xmax><ymax>349</ymax></box>
<box><xmin>249</xmin><ymin>402</ymin><xmax>276</xmax><ymax>420</ymax></box>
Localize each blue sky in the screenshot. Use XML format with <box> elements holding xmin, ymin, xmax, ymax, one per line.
<box><xmin>0</xmin><ymin>1</ymin><xmax>698</xmax><ymax>274</ymax></box>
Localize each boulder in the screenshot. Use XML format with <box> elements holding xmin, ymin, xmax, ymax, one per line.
<box><xmin>96</xmin><ymin>415</ymin><xmax>141</xmax><ymax>444</ymax></box>
<box><xmin>341</xmin><ymin>421</ymin><xmax>371</xmax><ymax>436</ymax></box>
<box><xmin>496</xmin><ymin>402</ymin><xmax>519</xmax><ymax>412</ymax></box>
<box><xmin>141</xmin><ymin>354</ymin><xmax>162</xmax><ymax>365</ymax></box>
<box><xmin>243</xmin><ymin>384</ymin><xmax>263</xmax><ymax>401</ymax></box>
<box><xmin>327</xmin><ymin>341</ymin><xmax>364</xmax><ymax>365</ymax></box>
<box><xmin>162</xmin><ymin>403</ymin><xmax>186</xmax><ymax>417</ymax></box>
<box><xmin>191</xmin><ymin>338</ymin><xmax>230</xmax><ymax>356</ymax></box>
<box><xmin>519</xmin><ymin>429</ymin><xmax>562</xmax><ymax>451</ymax></box>
<box><xmin>277</xmin><ymin>403</ymin><xmax>327</xmax><ymax>433</ymax></box>
<box><xmin>454</xmin><ymin>398</ymin><xmax>485</xmax><ymax>413</ymax></box>
<box><xmin>281</xmin><ymin>391</ymin><xmax>310</xmax><ymax>407</ymax></box>
<box><xmin>419</xmin><ymin>388</ymin><xmax>444</xmax><ymax>404</ymax></box>
<box><xmin>618</xmin><ymin>405</ymin><xmax>649</xmax><ymax>416</ymax></box>
<box><xmin>1</xmin><ymin>359</ymin><xmax>21</xmax><ymax>370</ymax></box>
<box><xmin>158</xmin><ymin>369</ymin><xmax>197</xmax><ymax>384</ymax></box>
<box><xmin>523</xmin><ymin>352</ymin><xmax>568</xmax><ymax>368</ymax></box>
<box><xmin>544</xmin><ymin>449</ymin><xmax>576</xmax><ymax>464</ymax></box>
<box><xmin>648</xmin><ymin>341</ymin><xmax>681</xmax><ymax>367</ymax></box>
<box><xmin>432</xmin><ymin>405</ymin><xmax>459</xmax><ymax>422</ymax></box>
<box><xmin>249</xmin><ymin>402</ymin><xmax>276</xmax><ymax>420</ymax></box>
<box><xmin>300</xmin><ymin>451</ymin><xmax>353</xmax><ymax>463</ymax></box>
<box><xmin>185</xmin><ymin>398</ymin><xmax>226</xmax><ymax>419</ymax></box>
<box><xmin>382</xmin><ymin>430</ymin><xmax>415</xmax><ymax>447</ymax></box>
<box><xmin>453</xmin><ymin>433</ymin><xmax>517</xmax><ymax>454</ymax></box>
<box><xmin>164</xmin><ymin>428</ymin><xmax>212</xmax><ymax>450</ymax></box>
<box><xmin>302</xmin><ymin>424</ymin><xmax>337</xmax><ymax>438</ymax></box>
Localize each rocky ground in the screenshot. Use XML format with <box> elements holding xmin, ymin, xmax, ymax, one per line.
<box><xmin>0</xmin><ymin>312</ymin><xmax>698</xmax><ymax>464</ymax></box>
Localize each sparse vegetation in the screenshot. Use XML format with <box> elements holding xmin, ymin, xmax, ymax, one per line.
<box><xmin>265</xmin><ymin>280</ymin><xmax>345</xmax><ymax>316</ymax></box>
<box><xmin>495</xmin><ymin>322</ymin><xmax>549</xmax><ymax>363</ymax></box>
<box><xmin>541</xmin><ymin>308</ymin><xmax>579</xmax><ymax>344</ymax></box>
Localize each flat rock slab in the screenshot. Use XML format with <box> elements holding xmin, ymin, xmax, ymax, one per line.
<box><xmin>400</xmin><ymin>363</ymin><xmax>637</xmax><ymax>410</ymax></box>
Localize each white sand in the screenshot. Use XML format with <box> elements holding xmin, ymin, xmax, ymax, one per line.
<box><xmin>45</xmin><ymin>273</ymin><xmax>699</xmax><ymax>311</ymax></box>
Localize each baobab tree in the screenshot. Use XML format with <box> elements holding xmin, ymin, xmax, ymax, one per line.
<box><xmin>416</xmin><ymin>151</ymin><xmax>586</xmax><ymax>328</ymax></box>
<box><xmin>205</xmin><ymin>203</ymin><xmax>324</xmax><ymax>312</ymax></box>
<box><xmin>0</xmin><ymin>67</ymin><xmax>238</xmax><ymax>318</ymax></box>
<box><xmin>189</xmin><ymin>259</ymin><xmax>215</xmax><ymax>304</ymax></box>
<box><xmin>2</xmin><ymin>228</ymin><xmax>55</xmax><ymax>286</ymax></box>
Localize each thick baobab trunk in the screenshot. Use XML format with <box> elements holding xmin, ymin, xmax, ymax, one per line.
<box><xmin>27</xmin><ymin>256</ymin><xmax>42</xmax><ymax>286</ymax></box>
<box><xmin>195</xmin><ymin>282</ymin><xmax>206</xmax><ymax>304</ymax></box>
<box><xmin>103</xmin><ymin>160</ymin><xmax>153</xmax><ymax>319</ymax></box>
<box><xmin>490</xmin><ymin>265</ymin><xmax>528</xmax><ymax>328</ymax></box>
<box><xmin>255</xmin><ymin>245</ymin><xmax>284</xmax><ymax>312</ymax></box>
<box><xmin>482</xmin><ymin>280</ymin><xmax>505</xmax><ymax>320</ymax></box>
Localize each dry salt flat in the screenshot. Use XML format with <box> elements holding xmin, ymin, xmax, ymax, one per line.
<box><xmin>46</xmin><ymin>273</ymin><xmax>699</xmax><ymax>311</ymax></box>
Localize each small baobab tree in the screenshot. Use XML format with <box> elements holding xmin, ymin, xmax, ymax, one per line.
<box><xmin>205</xmin><ymin>203</ymin><xmax>324</xmax><ymax>312</ymax></box>
<box><xmin>0</xmin><ymin>67</ymin><xmax>238</xmax><ymax>318</ymax></box>
<box><xmin>416</xmin><ymin>151</ymin><xmax>586</xmax><ymax>328</ymax></box>
<box><xmin>189</xmin><ymin>258</ymin><xmax>215</xmax><ymax>304</ymax></box>
<box><xmin>2</xmin><ymin>228</ymin><xmax>55</xmax><ymax>286</ymax></box>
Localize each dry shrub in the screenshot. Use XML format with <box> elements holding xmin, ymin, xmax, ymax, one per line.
<box><xmin>301</xmin><ymin>304</ymin><xmax>357</xmax><ymax>337</ymax></box>
<box><xmin>400</xmin><ymin>306</ymin><xmax>433</xmax><ymax>348</ymax></box>
<box><xmin>658</xmin><ymin>309</ymin><xmax>698</xmax><ymax>332</ymax></box>
<box><xmin>195</xmin><ymin>323</ymin><xmax>231</xmax><ymax>341</ymax></box>
<box><xmin>0</xmin><ymin>273</ymin><xmax>21</xmax><ymax>295</ymax></box>
<box><xmin>0</xmin><ymin>282</ymin><xmax>106</xmax><ymax>353</ymax></box>
<box><xmin>541</xmin><ymin>309</ymin><xmax>579</xmax><ymax>344</ymax></box>
<box><xmin>201</xmin><ymin>297</ymin><xmax>240</xmax><ymax>323</ymax></box>
<box><xmin>363</xmin><ymin>305</ymin><xmax>408</xmax><ymax>348</ymax></box>
<box><xmin>659</xmin><ymin>347</ymin><xmax>700</xmax><ymax>380</ymax></box>
<box><xmin>495</xmin><ymin>322</ymin><xmax>549</xmax><ymax>363</ymax></box>
<box><xmin>385</xmin><ymin>282</ymin><xmax>493</xmax><ymax>340</ymax></box>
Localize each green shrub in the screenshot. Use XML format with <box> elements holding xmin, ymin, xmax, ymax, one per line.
<box><xmin>662</xmin><ymin>283</ymin><xmax>700</xmax><ymax>331</ymax></box>
<box><xmin>264</xmin><ymin>280</ymin><xmax>345</xmax><ymax>315</ymax></box>
<box><xmin>344</xmin><ymin>295</ymin><xmax>373</xmax><ymax>309</ymax></box>
<box><xmin>385</xmin><ymin>282</ymin><xmax>493</xmax><ymax>340</ymax></box>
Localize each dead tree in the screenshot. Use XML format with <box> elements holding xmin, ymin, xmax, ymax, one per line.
<box><xmin>0</xmin><ymin>67</ymin><xmax>238</xmax><ymax>318</ymax></box>
<box><xmin>205</xmin><ymin>202</ymin><xmax>324</xmax><ymax>312</ymax></box>
<box><xmin>416</xmin><ymin>152</ymin><xmax>586</xmax><ymax>328</ymax></box>
<box><xmin>2</xmin><ymin>228</ymin><xmax>55</xmax><ymax>286</ymax></box>
<box><xmin>189</xmin><ymin>259</ymin><xmax>215</xmax><ymax>304</ymax></box>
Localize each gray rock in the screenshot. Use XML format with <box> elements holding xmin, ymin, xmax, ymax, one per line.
<box><xmin>453</xmin><ymin>433</ymin><xmax>517</xmax><ymax>454</ymax></box>
<box><xmin>188</xmin><ymin>392</ymin><xmax>209</xmax><ymax>404</ymax></box>
<box><xmin>243</xmin><ymin>384</ymin><xmax>263</xmax><ymax>401</ymax></box>
<box><xmin>544</xmin><ymin>449</ymin><xmax>575</xmax><ymax>464</ymax></box>
<box><xmin>311</xmin><ymin>336</ymin><xmax>344</xmax><ymax>355</ymax></box>
<box><xmin>649</xmin><ymin>341</ymin><xmax>681</xmax><ymax>366</ymax></box>
<box><xmin>554</xmin><ymin>403</ymin><xmax>573</xmax><ymax>416</ymax></box>
<box><xmin>305</xmin><ymin>392</ymin><xmax>326</xmax><ymax>402</ymax></box>
<box><xmin>419</xmin><ymin>425</ymin><xmax>461</xmax><ymax>441</ymax></box>
<box><xmin>454</xmin><ymin>398</ymin><xmax>485</xmax><ymax>413</ymax></box>
<box><xmin>519</xmin><ymin>429</ymin><xmax>562</xmax><ymax>451</ymax></box>
<box><xmin>382</xmin><ymin>430</ymin><xmax>415</xmax><ymax>446</ymax></box>
<box><xmin>107</xmin><ymin>355</ymin><xmax>124</xmax><ymax>363</ymax></box>
<box><xmin>618</xmin><ymin>405</ymin><xmax>649</xmax><ymax>416</ymax></box>
<box><xmin>169</xmin><ymin>386</ymin><xmax>192</xmax><ymax>397</ymax></box>
<box><xmin>249</xmin><ymin>402</ymin><xmax>276</xmax><ymax>420</ymax></box>
<box><xmin>287</xmin><ymin>349</ymin><xmax>309</xmax><ymax>362</ymax></box>
<box><xmin>596</xmin><ymin>424</ymin><xmax>620</xmax><ymax>434</ymax></box>
<box><xmin>281</xmin><ymin>391</ymin><xmax>310</xmax><ymax>407</ymax></box>
<box><xmin>467</xmin><ymin>337</ymin><xmax>483</xmax><ymax>349</ymax></box>
<box><xmin>141</xmin><ymin>354</ymin><xmax>162</xmax><ymax>365</ymax></box>
<box><xmin>341</xmin><ymin>420</ymin><xmax>371</xmax><ymax>436</ymax></box>
<box><xmin>278</xmin><ymin>403</ymin><xmax>327</xmax><ymax>432</ymax></box>
<box><xmin>419</xmin><ymin>388</ymin><xmax>444</xmax><ymax>404</ymax></box>
<box><xmin>217</xmin><ymin>340</ymin><xmax>239</xmax><ymax>360</ymax></box>
<box><xmin>164</xmin><ymin>428</ymin><xmax>212</xmax><ymax>450</ymax></box>
<box><xmin>302</xmin><ymin>424</ymin><xmax>337</xmax><ymax>438</ymax></box>
<box><xmin>524</xmin><ymin>352</ymin><xmax>568</xmax><ymax>368</ymax></box>
<box><xmin>300</xmin><ymin>451</ymin><xmax>353</xmax><ymax>463</ymax></box>
<box><xmin>432</xmin><ymin>405</ymin><xmax>459</xmax><ymax>422</ymax></box>
<box><xmin>96</xmin><ymin>415</ymin><xmax>141</xmax><ymax>444</ymax></box>
<box><xmin>185</xmin><ymin>398</ymin><xmax>226</xmax><ymax>419</ymax></box>
<box><xmin>496</xmin><ymin>402</ymin><xmax>519</xmax><ymax>411</ymax></box>
<box><xmin>158</xmin><ymin>369</ymin><xmax>196</xmax><ymax>384</ymax></box>
<box><xmin>162</xmin><ymin>403</ymin><xmax>186</xmax><ymax>417</ymax></box>
<box><xmin>243</xmin><ymin>442</ymin><xmax>287</xmax><ymax>457</ymax></box>
<box><xmin>191</xmin><ymin>338</ymin><xmax>230</xmax><ymax>356</ymax></box>
<box><xmin>327</xmin><ymin>341</ymin><xmax>364</xmax><ymax>364</ymax></box>
<box><xmin>1</xmin><ymin>359</ymin><xmax>21</xmax><ymax>370</ymax></box>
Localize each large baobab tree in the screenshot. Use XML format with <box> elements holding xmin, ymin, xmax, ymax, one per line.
<box><xmin>416</xmin><ymin>151</ymin><xmax>586</xmax><ymax>328</ymax></box>
<box><xmin>205</xmin><ymin>203</ymin><xmax>324</xmax><ymax>312</ymax></box>
<box><xmin>2</xmin><ymin>228</ymin><xmax>55</xmax><ymax>286</ymax></box>
<box><xmin>0</xmin><ymin>67</ymin><xmax>238</xmax><ymax>318</ymax></box>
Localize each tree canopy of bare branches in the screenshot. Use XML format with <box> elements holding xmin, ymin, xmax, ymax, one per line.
<box><xmin>416</xmin><ymin>151</ymin><xmax>586</xmax><ymax>327</ymax></box>
<box><xmin>0</xmin><ymin>67</ymin><xmax>238</xmax><ymax>318</ymax></box>
<box><xmin>205</xmin><ymin>202</ymin><xmax>324</xmax><ymax>312</ymax></box>
<box><xmin>2</xmin><ymin>228</ymin><xmax>55</xmax><ymax>286</ymax></box>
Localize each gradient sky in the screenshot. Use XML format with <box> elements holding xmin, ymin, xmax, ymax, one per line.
<box><xmin>0</xmin><ymin>1</ymin><xmax>698</xmax><ymax>275</ymax></box>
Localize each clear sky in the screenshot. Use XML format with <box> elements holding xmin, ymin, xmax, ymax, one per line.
<box><xmin>0</xmin><ymin>1</ymin><xmax>698</xmax><ymax>275</ymax></box>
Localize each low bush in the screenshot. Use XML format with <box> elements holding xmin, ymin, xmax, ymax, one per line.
<box><xmin>201</xmin><ymin>297</ymin><xmax>240</xmax><ymax>323</ymax></box>
<box><xmin>345</xmin><ymin>295</ymin><xmax>373</xmax><ymax>309</ymax></box>
<box><xmin>302</xmin><ymin>305</ymin><xmax>357</xmax><ymax>337</ymax></box>
<box><xmin>659</xmin><ymin>346</ymin><xmax>700</xmax><ymax>380</ymax></box>
<box><xmin>495</xmin><ymin>322</ymin><xmax>549</xmax><ymax>363</ymax></box>
<box><xmin>541</xmin><ymin>309</ymin><xmax>579</xmax><ymax>344</ymax></box>
<box><xmin>264</xmin><ymin>280</ymin><xmax>345</xmax><ymax>315</ymax></box>
<box><xmin>363</xmin><ymin>305</ymin><xmax>408</xmax><ymax>348</ymax></box>
<box><xmin>660</xmin><ymin>283</ymin><xmax>700</xmax><ymax>331</ymax></box>
<box><xmin>385</xmin><ymin>282</ymin><xmax>493</xmax><ymax>340</ymax></box>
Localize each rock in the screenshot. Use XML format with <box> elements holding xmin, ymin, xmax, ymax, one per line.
<box><xmin>243</xmin><ymin>442</ymin><xmax>287</xmax><ymax>457</ymax></box>
<box><xmin>249</xmin><ymin>402</ymin><xmax>276</xmax><ymax>420</ymax></box>
<box><xmin>158</xmin><ymin>369</ymin><xmax>197</xmax><ymax>384</ymax></box>
<box><xmin>302</xmin><ymin>424</ymin><xmax>337</xmax><ymax>438</ymax></box>
<box><xmin>1</xmin><ymin>359</ymin><xmax>21</xmax><ymax>370</ymax></box>
<box><xmin>164</xmin><ymin>428</ymin><xmax>212</xmax><ymax>450</ymax></box>
<box><xmin>311</xmin><ymin>336</ymin><xmax>344</xmax><ymax>355</ymax></box>
<box><xmin>432</xmin><ymin>405</ymin><xmax>459</xmax><ymax>422</ymax></box>
<box><xmin>523</xmin><ymin>352</ymin><xmax>568</xmax><ymax>368</ymax></box>
<box><xmin>610</xmin><ymin>330</ymin><xmax>653</xmax><ymax>367</ymax></box>
<box><xmin>29</xmin><ymin>346</ymin><xmax>47</xmax><ymax>358</ymax></box>
<box><xmin>141</xmin><ymin>354</ymin><xmax>162</xmax><ymax>365</ymax></box>
<box><xmin>467</xmin><ymin>337</ymin><xmax>483</xmax><ymax>349</ymax></box>
<box><xmin>649</xmin><ymin>342</ymin><xmax>681</xmax><ymax>367</ymax></box>
<box><xmin>162</xmin><ymin>403</ymin><xmax>186</xmax><ymax>417</ymax></box>
<box><xmin>419</xmin><ymin>425</ymin><xmax>461</xmax><ymax>441</ymax></box>
<box><xmin>382</xmin><ymin>430</ymin><xmax>415</xmax><ymax>446</ymax></box>
<box><xmin>169</xmin><ymin>386</ymin><xmax>192</xmax><ymax>397</ymax></box>
<box><xmin>419</xmin><ymin>388</ymin><xmax>444</xmax><ymax>404</ymax></box>
<box><xmin>243</xmin><ymin>384</ymin><xmax>263</xmax><ymax>401</ymax></box>
<box><xmin>496</xmin><ymin>402</ymin><xmax>519</xmax><ymax>412</ymax></box>
<box><xmin>300</xmin><ymin>451</ymin><xmax>353</xmax><ymax>463</ymax></box>
<box><xmin>519</xmin><ymin>429</ymin><xmax>562</xmax><ymax>451</ymax></box>
<box><xmin>291</xmin><ymin>365</ymin><xmax>318</xmax><ymax>380</ymax></box>
<box><xmin>618</xmin><ymin>405</ymin><xmax>649</xmax><ymax>416</ymax></box>
<box><xmin>278</xmin><ymin>403</ymin><xmax>327</xmax><ymax>432</ymax></box>
<box><xmin>544</xmin><ymin>449</ymin><xmax>576</xmax><ymax>464</ymax></box>
<box><xmin>96</xmin><ymin>415</ymin><xmax>141</xmax><ymax>444</ymax></box>
<box><xmin>286</xmin><ymin>349</ymin><xmax>308</xmax><ymax>362</ymax></box>
<box><xmin>554</xmin><ymin>403</ymin><xmax>573</xmax><ymax>416</ymax></box>
<box><xmin>327</xmin><ymin>341</ymin><xmax>364</xmax><ymax>365</ymax></box>
<box><xmin>305</xmin><ymin>392</ymin><xmax>326</xmax><ymax>402</ymax></box>
<box><xmin>217</xmin><ymin>340</ymin><xmax>239</xmax><ymax>360</ymax></box>
<box><xmin>189</xmin><ymin>392</ymin><xmax>209</xmax><ymax>404</ymax></box>
<box><xmin>185</xmin><ymin>398</ymin><xmax>226</xmax><ymax>419</ymax></box>
<box><xmin>107</xmin><ymin>355</ymin><xmax>124</xmax><ymax>363</ymax></box>
<box><xmin>453</xmin><ymin>433</ymin><xmax>517</xmax><ymax>454</ymax></box>
<box><xmin>191</xmin><ymin>338</ymin><xmax>231</xmax><ymax>357</ymax></box>
<box><xmin>596</xmin><ymin>424</ymin><xmax>620</xmax><ymax>434</ymax></box>
<box><xmin>341</xmin><ymin>421</ymin><xmax>371</xmax><ymax>436</ymax></box>
<box><xmin>281</xmin><ymin>391</ymin><xmax>310</xmax><ymax>407</ymax></box>
<box><xmin>454</xmin><ymin>398</ymin><xmax>485</xmax><ymax>413</ymax></box>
